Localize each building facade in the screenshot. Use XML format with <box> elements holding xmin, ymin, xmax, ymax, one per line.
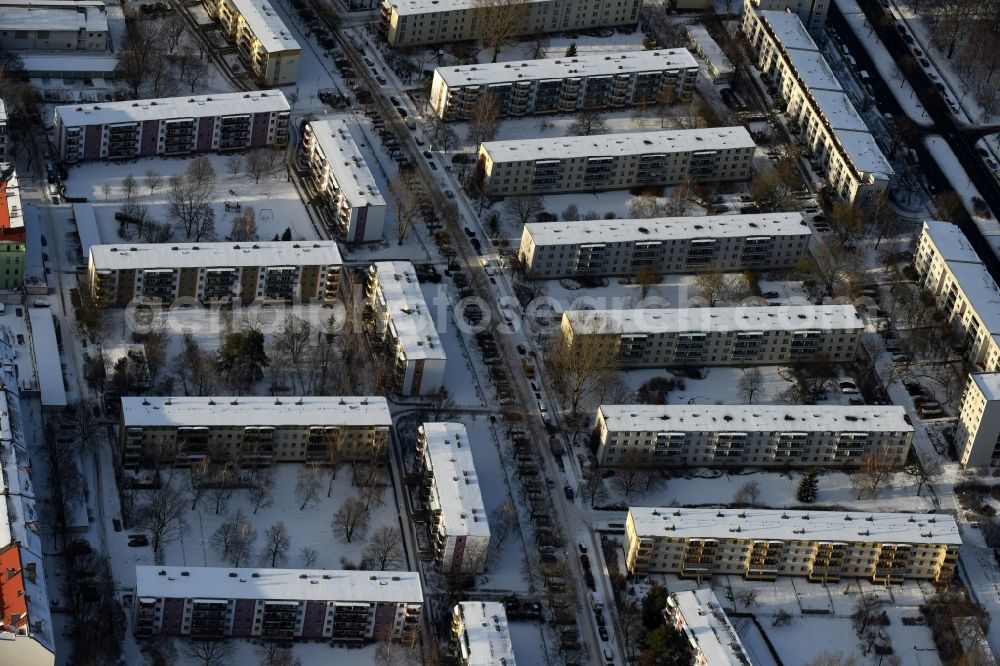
<box><xmin>299</xmin><ymin>120</ymin><xmax>386</xmax><ymax>243</ymax></box>
<box><xmin>666</xmin><ymin>589</ymin><xmax>751</xmax><ymax>666</ymax></box>
<box><xmin>686</xmin><ymin>25</ymin><xmax>734</xmax><ymax>82</ymax></box>
<box><xmin>88</xmin><ymin>241</ymin><xmax>342</xmax><ymax>307</ymax></box>
<box><xmin>478</xmin><ymin>128</ymin><xmax>755</xmax><ymax>196</ymax></box>
<box><xmin>625</xmin><ymin>507</ymin><xmax>960</xmax><ymax>583</ymax></box>
<box><xmin>559</xmin><ymin>305</ymin><xmax>862</xmax><ymax>368</ymax></box>
<box><xmin>914</xmin><ymin>221</ymin><xmax>1000</xmax><ymax>372</ymax></box>
<box><xmin>746</xmin><ymin>0</ymin><xmax>828</xmax><ymax>33</ymax></box>
<box><xmin>743</xmin><ymin>7</ymin><xmax>891</xmax><ymax>207</ymax></box>
<box><xmin>133</xmin><ymin>566</ymin><xmax>422</xmax><ymax>643</ymax></box>
<box><xmin>0</xmin><ymin>164</ymin><xmax>25</xmax><ymax>291</ymax></box>
<box><xmin>595</xmin><ymin>404</ymin><xmax>912</xmax><ymax>468</ymax></box>
<box><xmin>0</xmin><ymin>100</ymin><xmax>7</xmax><ymax>161</ymax></box>
<box><xmin>119</xmin><ymin>396</ymin><xmax>391</xmax><ymax>469</ymax></box>
<box><xmin>54</xmin><ymin>91</ymin><xmax>291</xmax><ymax>162</ymax></box>
<box><xmin>957</xmin><ymin>373</ymin><xmax>1000</xmax><ymax>468</ymax></box>
<box><xmin>380</xmin><ymin>0</ymin><xmax>641</xmax><ymax>47</ymax></box>
<box><xmin>518</xmin><ymin>213</ymin><xmax>811</xmax><ymax>278</ymax></box>
<box><xmin>0</xmin><ymin>0</ymin><xmax>107</xmax><ymax>52</ymax></box>
<box><xmin>364</xmin><ymin>261</ymin><xmax>446</xmax><ymax>396</ymax></box>
<box><xmin>417</xmin><ymin>424</ymin><xmax>491</xmax><ymax>576</ymax></box>
<box><xmin>451</xmin><ymin>602</ymin><xmax>516</xmax><ymax>666</ymax></box>
<box><xmin>430</xmin><ymin>50</ymin><xmax>698</xmax><ymax>121</ymax></box>
<box><xmin>204</xmin><ymin>0</ymin><xmax>300</xmax><ymax>86</ymax></box>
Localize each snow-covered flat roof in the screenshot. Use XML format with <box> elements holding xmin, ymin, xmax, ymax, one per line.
<box><xmin>759</xmin><ymin>9</ymin><xmax>819</xmax><ymax>52</ymax></box>
<box><xmin>20</xmin><ymin>53</ymin><xmax>118</xmax><ymax>74</ymax></box>
<box><xmin>668</xmin><ymin>589</ymin><xmax>750</xmax><ymax>665</ymax></box>
<box><xmin>89</xmin><ymin>241</ymin><xmax>341</xmax><ymax>271</ymax></box>
<box><xmin>121</xmin><ymin>396</ymin><xmax>392</xmax><ymax>428</ymax></box>
<box><xmin>436</xmin><ymin>49</ymin><xmax>697</xmax><ymax>88</ymax></box>
<box><xmin>371</xmin><ymin>262</ymin><xmax>446</xmax><ymax>361</ymax></box>
<box><xmin>564</xmin><ymin>305</ymin><xmax>863</xmax><ymax>335</ymax></box>
<box><xmin>55</xmin><ymin>90</ymin><xmax>289</xmax><ymax>127</ymax></box>
<box><xmin>420</xmin><ymin>423</ymin><xmax>490</xmax><ymax>539</ymax></box>
<box><xmin>455</xmin><ymin>601</ymin><xmax>517</xmax><ymax>666</ymax></box>
<box><xmin>385</xmin><ymin>0</ymin><xmax>546</xmax><ymax>16</ymax></box>
<box><xmin>482</xmin><ymin>127</ymin><xmax>755</xmax><ymax>162</ymax></box>
<box><xmin>27</xmin><ymin>308</ymin><xmax>67</xmax><ymax>409</ymax></box>
<box><xmin>836</xmin><ymin>129</ymin><xmax>893</xmax><ymax>177</ymax></box>
<box><xmin>921</xmin><ymin>220</ymin><xmax>980</xmax><ymax>264</ymax></box>
<box><xmin>810</xmin><ymin>89</ymin><xmax>867</xmax><ymax>132</ymax></box>
<box><xmin>525</xmin><ymin>212</ymin><xmax>808</xmax><ymax>246</ymax></box>
<box><xmin>305</xmin><ymin>119</ymin><xmax>386</xmax><ymax>209</ymax></box>
<box><xmin>972</xmin><ymin>373</ymin><xmax>1000</xmax><ymax>402</ymax></box>
<box><xmin>73</xmin><ymin>203</ymin><xmax>101</xmax><ymax>259</ymax></box>
<box><xmin>686</xmin><ymin>24</ymin><xmax>734</xmax><ymax>75</ymax></box>
<box><xmin>785</xmin><ymin>48</ymin><xmax>842</xmax><ymax>92</ymax></box>
<box><xmin>946</xmin><ymin>260</ymin><xmax>1000</xmax><ymax>333</ymax></box>
<box><xmin>135</xmin><ymin>566</ymin><xmax>423</xmax><ymax>603</ymax></box>
<box><xmin>0</xmin><ymin>4</ymin><xmax>106</xmax><ymax>32</ymax></box>
<box><xmin>629</xmin><ymin>506</ymin><xmax>962</xmax><ymax>545</ymax></box>
<box><xmin>226</xmin><ymin>0</ymin><xmax>299</xmax><ymax>54</ymax></box>
<box><xmin>599</xmin><ymin>404</ymin><xmax>911</xmax><ymax>433</ymax></box>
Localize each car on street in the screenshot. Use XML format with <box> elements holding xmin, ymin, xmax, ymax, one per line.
<box><xmin>444</xmin><ymin>189</ymin><xmax>454</xmax><ymax>199</ymax></box>
<box><xmin>376</xmin><ymin>75</ymin><xmax>387</xmax><ymax>85</ymax></box>
<box><xmin>564</xmin><ymin>485</ymin><xmax>574</xmax><ymax>500</ymax></box>
<box><xmin>128</xmin><ymin>534</ymin><xmax>149</xmax><ymax>547</ymax></box>
<box><xmin>761</xmin><ymin>291</ymin><xmax>779</xmax><ymax>299</ymax></box>
<box><xmin>838</xmin><ymin>380</ymin><xmax>860</xmax><ymax>394</ymax></box>
<box><xmin>390</xmin><ymin>95</ymin><xmax>401</xmax><ymax>106</ymax></box>
<box><xmin>580</xmin><ymin>553</ymin><xmax>589</xmax><ymax>568</ymax></box>
<box><xmin>396</xmin><ymin>105</ymin><xmax>407</xmax><ymax>117</ymax></box>
<box><xmin>578</xmin><ymin>542</ymin><xmax>587</xmax><ymax>553</ymax></box>
<box><xmin>517</xmin><ymin>344</ymin><xmax>526</xmax><ymax>354</ymax></box>
<box><xmin>423</xmin><ymin>150</ymin><xmax>433</xmax><ymax>159</ymax></box>
<box><xmin>599</xmin><ymin>627</ymin><xmax>610</xmax><ymax>642</ymax></box>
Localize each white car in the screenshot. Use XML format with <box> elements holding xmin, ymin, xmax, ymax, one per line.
<box><xmin>838</xmin><ymin>381</ymin><xmax>860</xmax><ymax>395</ymax></box>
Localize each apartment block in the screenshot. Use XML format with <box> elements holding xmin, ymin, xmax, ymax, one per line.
<box><xmin>956</xmin><ymin>373</ymin><xmax>1000</xmax><ymax>468</ymax></box>
<box><xmin>299</xmin><ymin>120</ymin><xmax>386</xmax><ymax>243</ymax></box>
<box><xmin>451</xmin><ymin>602</ymin><xmax>516</xmax><ymax>666</ymax></box>
<box><xmin>380</xmin><ymin>0</ymin><xmax>641</xmax><ymax>47</ymax></box>
<box><xmin>625</xmin><ymin>507</ymin><xmax>960</xmax><ymax>584</ymax></box>
<box><xmin>595</xmin><ymin>404</ymin><xmax>912</xmax><ymax>468</ymax></box>
<box><xmin>666</xmin><ymin>589</ymin><xmax>751</xmax><ymax>666</ymax></box>
<box><xmin>364</xmin><ymin>261</ymin><xmax>446</xmax><ymax>396</ymax></box>
<box><xmin>745</xmin><ymin>0</ymin><xmax>829</xmax><ymax>33</ymax></box>
<box><xmin>0</xmin><ymin>0</ymin><xmax>107</xmax><ymax>52</ymax></box>
<box><xmin>686</xmin><ymin>25</ymin><xmax>734</xmax><ymax>82</ymax></box>
<box><xmin>54</xmin><ymin>90</ymin><xmax>291</xmax><ymax>163</ymax></box>
<box><xmin>132</xmin><ymin>566</ymin><xmax>422</xmax><ymax>643</ymax></box>
<box><xmin>0</xmin><ymin>164</ymin><xmax>25</xmax><ymax>291</ymax></box>
<box><xmin>559</xmin><ymin>305</ymin><xmax>862</xmax><ymax>368</ymax></box>
<box><xmin>88</xmin><ymin>241</ymin><xmax>342</xmax><ymax>307</ymax></box>
<box><xmin>743</xmin><ymin>8</ymin><xmax>891</xmax><ymax>207</ymax></box>
<box><xmin>430</xmin><ymin>49</ymin><xmax>698</xmax><ymax>121</ymax></box>
<box><xmin>204</xmin><ymin>0</ymin><xmax>300</xmax><ymax>86</ymax></box>
<box><xmin>119</xmin><ymin>396</ymin><xmax>391</xmax><ymax>469</ymax></box>
<box><xmin>417</xmin><ymin>423</ymin><xmax>491</xmax><ymax>575</ymax></box>
<box><xmin>914</xmin><ymin>221</ymin><xmax>1000</xmax><ymax>372</ymax></box>
<box><xmin>479</xmin><ymin>128</ymin><xmax>754</xmax><ymax>196</ymax></box>
<box><xmin>519</xmin><ymin>212</ymin><xmax>810</xmax><ymax>279</ymax></box>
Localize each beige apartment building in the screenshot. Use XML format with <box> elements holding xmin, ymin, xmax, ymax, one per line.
<box><xmin>625</xmin><ymin>507</ymin><xmax>960</xmax><ymax>584</ymax></box>
<box><xmin>430</xmin><ymin>50</ymin><xmax>698</xmax><ymax>121</ymax></box>
<box><xmin>957</xmin><ymin>373</ymin><xmax>1000</xmax><ymax>468</ymax></box>
<box><xmin>559</xmin><ymin>305</ymin><xmax>862</xmax><ymax>368</ymax></box>
<box><xmin>746</xmin><ymin>0</ymin><xmax>829</xmax><ymax>33</ymax></box>
<box><xmin>379</xmin><ymin>0</ymin><xmax>641</xmax><ymax>47</ymax></box>
<box><xmin>119</xmin><ymin>396</ymin><xmax>391</xmax><ymax>469</ymax></box>
<box><xmin>205</xmin><ymin>0</ymin><xmax>300</xmax><ymax>86</ymax></box>
<box><xmin>595</xmin><ymin>404</ymin><xmax>912</xmax><ymax>468</ymax></box>
<box><xmin>478</xmin><ymin>128</ymin><xmax>755</xmax><ymax>196</ymax></box>
<box><xmin>88</xmin><ymin>241</ymin><xmax>342</xmax><ymax>307</ymax></box>
<box><xmin>518</xmin><ymin>212</ymin><xmax>811</xmax><ymax>279</ymax></box>
<box><xmin>914</xmin><ymin>220</ymin><xmax>1000</xmax><ymax>372</ymax></box>
<box><xmin>451</xmin><ymin>602</ymin><xmax>516</xmax><ymax>666</ymax></box>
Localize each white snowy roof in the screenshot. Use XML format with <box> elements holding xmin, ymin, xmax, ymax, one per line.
<box><xmin>599</xmin><ymin>404</ymin><xmax>912</xmax><ymax>434</ymax></box>
<box><xmin>945</xmin><ymin>261</ymin><xmax>1000</xmax><ymax>333</ymax></box>
<box><xmin>121</xmin><ymin>396</ymin><xmax>392</xmax><ymax>428</ymax></box>
<box><xmin>0</xmin><ymin>3</ymin><xmax>106</xmax><ymax>33</ymax></box>
<box><xmin>920</xmin><ymin>220</ymin><xmax>980</xmax><ymax>264</ymax></box>
<box><xmin>455</xmin><ymin>601</ymin><xmax>517</xmax><ymax>666</ymax></box>
<box><xmin>135</xmin><ymin>566</ymin><xmax>423</xmax><ymax>603</ymax></box>
<box><xmin>481</xmin><ymin>127</ymin><xmax>755</xmax><ymax>163</ymax></box>
<box><xmin>305</xmin><ymin>120</ymin><xmax>386</xmax><ymax>209</ymax></box>
<box><xmin>27</xmin><ymin>308</ymin><xmax>66</xmax><ymax>408</ymax></box>
<box><xmin>435</xmin><ymin>49</ymin><xmax>697</xmax><ymax>88</ymax></box>
<box><xmin>525</xmin><ymin>213</ymin><xmax>809</xmax><ymax>246</ymax></box>
<box><xmin>668</xmin><ymin>589</ymin><xmax>750</xmax><ymax>666</ymax></box>
<box><xmin>370</xmin><ymin>262</ymin><xmax>446</xmax><ymax>361</ymax></box>
<box><xmin>21</xmin><ymin>54</ymin><xmax>118</xmax><ymax>75</ymax></box>
<box><xmin>564</xmin><ymin>305</ymin><xmax>863</xmax><ymax>335</ymax></box>
<box><xmin>225</xmin><ymin>0</ymin><xmax>299</xmax><ymax>53</ymax></box>
<box><xmin>628</xmin><ymin>507</ymin><xmax>962</xmax><ymax>545</ymax></box>
<box><xmin>836</xmin><ymin>129</ymin><xmax>893</xmax><ymax>177</ymax></box>
<box><xmin>810</xmin><ymin>89</ymin><xmax>867</xmax><ymax>132</ymax></box>
<box><xmin>971</xmin><ymin>373</ymin><xmax>1000</xmax><ymax>402</ymax></box>
<box><xmin>784</xmin><ymin>48</ymin><xmax>842</xmax><ymax>92</ymax></box>
<box><xmin>420</xmin><ymin>423</ymin><xmax>490</xmax><ymax>539</ymax></box>
<box><xmin>686</xmin><ymin>24</ymin><xmax>733</xmax><ymax>75</ymax></box>
<box><xmin>55</xmin><ymin>90</ymin><xmax>289</xmax><ymax>127</ymax></box>
<box><xmin>90</xmin><ymin>241</ymin><xmax>341</xmax><ymax>271</ymax></box>
<box><xmin>385</xmin><ymin>0</ymin><xmax>547</xmax><ymax>16</ymax></box>
<box><xmin>0</xmin><ymin>98</ymin><xmax>5</xmax><ymax>121</ymax></box>
<box><xmin>72</xmin><ymin>203</ymin><xmax>101</xmax><ymax>259</ymax></box>
<box><xmin>759</xmin><ymin>9</ymin><xmax>818</xmax><ymax>52</ymax></box>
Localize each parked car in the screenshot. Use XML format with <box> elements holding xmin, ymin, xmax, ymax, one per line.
<box><xmin>564</xmin><ymin>485</ymin><xmax>575</xmax><ymax>500</ymax></box>
<box><xmin>599</xmin><ymin>627</ymin><xmax>609</xmax><ymax>642</ymax></box>
<box><xmin>838</xmin><ymin>380</ymin><xmax>860</xmax><ymax>394</ymax></box>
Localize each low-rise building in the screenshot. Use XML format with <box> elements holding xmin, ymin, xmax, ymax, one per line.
<box><xmin>380</xmin><ymin>0</ymin><xmax>641</xmax><ymax>47</ymax></box>
<box><xmin>204</xmin><ymin>0</ymin><xmax>300</xmax><ymax>86</ymax></box>
<box><xmin>0</xmin><ymin>0</ymin><xmax>108</xmax><ymax>51</ymax></box>
<box><xmin>625</xmin><ymin>506</ymin><xmax>960</xmax><ymax>583</ymax></box>
<box><xmin>559</xmin><ymin>305</ymin><xmax>862</xmax><ymax>367</ymax></box>
<box><xmin>743</xmin><ymin>7</ymin><xmax>891</xmax><ymax>207</ymax></box>
<box><xmin>686</xmin><ymin>25</ymin><xmax>734</xmax><ymax>82</ymax></box>
<box><xmin>88</xmin><ymin>241</ymin><xmax>342</xmax><ymax>307</ymax></box>
<box><xmin>666</xmin><ymin>589</ymin><xmax>751</xmax><ymax>666</ymax></box>
<box><xmin>595</xmin><ymin>404</ymin><xmax>912</xmax><ymax>467</ymax></box>
<box><xmin>417</xmin><ymin>424</ymin><xmax>491</xmax><ymax>575</ymax></box>
<box><xmin>54</xmin><ymin>90</ymin><xmax>290</xmax><ymax>162</ymax></box>
<box><xmin>746</xmin><ymin>0</ymin><xmax>829</xmax><ymax>33</ymax></box>
<box><xmin>0</xmin><ymin>164</ymin><xmax>25</xmax><ymax>291</ymax></box>
<box><xmin>364</xmin><ymin>261</ymin><xmax>446</xmax><ymax>396</ymax></box>
<box><xmin>957</xmin><ymin>373</ymin><xmax>1000</xmax><ymax>468</ymax></box>
<box><xmin>478</xmin><ymin>127</ymin><xmax>755</xmax><ymax>196</ymax></box>
<box><xmin>132</xmin><ymin>566</ymin><xmax>422</xmax><ymax>642</ymax></box>
<box><xmin>119</xmin><ymin>396</ymin><xmax>392</xmax><ymax>468</ymax></box>
<box><xmin>518</xmin><ymin>212</ymin><xmax>810</xmax><ymax>278</ymax></box>
<box><xmin>451</xmin><ymin>602</ymin><xmax>516</xmax><ymax>666</ymax></box>
<box><xmin>299</xmin><ymin>120</ymin><xmax>386</xmax><ymax>243</ymax></box>
<box><xmin>430</xmin><ymin>49</ymin><xmax>698</xmax><ymax>121</ymax></box>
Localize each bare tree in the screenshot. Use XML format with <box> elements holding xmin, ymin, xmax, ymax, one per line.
<box><xmin>389</xmin><ymin>171</ymin><xmax>422</xmax><ymax>245</ymax></box>
<box><xmin>138</xmin><ymin>474</ymin><xmax>189</xmax><ymax>553</ymax></box>
<box><xmin>295</xmin><ymin>463</ymin><xmax>321</xmax><ymax>510</ymax></box>
<box><xmin>471</xmin><ymin>0</ymin><xmax>529</xmax><ymax>62</ymax></box>
<box><xmin>505</xmin><ymin>195</ymin><xmax>544</xmax><ymax>226</ymax></box>
<box><xmin>256</xmin><ymin>642</ymin><xmax>302</xmax><ymax>666</ymax></box>
<box><xmin>547</xmin><ymin>313</ymin><xmax>620</xmax><ymax>414</ymax></box>
<box><xmin>332</xmin><ymin>496</ymin><xmax>371</xmax><ymax>543</ymax></box>
<box><xmin>733</xmin><ymin>480</ymin><xmax>761</xmax><ymax>506</ymax></box>
<box><xmin>468</xmin><ymin>92</ymin><xmax>502</xmax><ymax>146</ymax></box>
<box><xmin>568</xmin><ymin>109</ymin><xmax>609</xmax><ymax>136</ymax></box>
<box><xmin>247</xmin><ymin>465</ymin><xmax>275</xmax><ymax>514</ymax></box>
<box><xmin>692</xmin><ymin>268</ymin><xmax>748</xmax><ymax>306</ymax></box>
<box><xmin>261</xmin><ymin>521</ymin><xmax>291</xmax><ymax>567</ymax></box>
<box><xmin>488</xmin><ymin>500</ymin><xmax>518</xmax><ymax>550</ymax></box>
<box><xmin>210</xmin><ymin>509</ymin><xmax>243</xmax><ymax>560</ymax></box>
<box><xmin>121</xmin><ymin>174</ymin><xmax>138</xmax><ymax>200</ymax></box>
<box><xmin>245</xmin><ymin>149</ymin><xmax>270</xmax><ymax>183</ymax></box>
<box><xmin>363</xmin><ymin>526</ymin><xmax>404</xmax><ymax>571</ymax></box>
<box><xmin>299</xmin><ymin>546</ymin><xmax>319</xmax><ymax>568</ymax></box>
<box><xmin>167</xmin><ymin>156</ymin><xmax>217</xmax><ymax>238</ymax></box>
<box><xmin>635</xmin><ymin>265</ymin><xmax>662</xmax><ymax>300</ymax></box>
<box><xmin>903</xmin><ymin>459</ymin><xmax>943</xmax><ymax>496</ymax></box>
<box><xmin>736</xmin><ymin>588</ymin><xmax>759</xmax><ymax>608</ymax></box>
<box><xmin>738</xmin><ymin>367</ymin><xmax>764</xmax><ymax>404</ymax></box>
<box><xmin>230</xmin><ymin>207</ymin><xmax>257</xmax><ymax>242</ymax></box>
<box><xmin>852</xmin><ymin>445</ymin><xmax>897</xmax><ymax>499</ymax></box>
<box><xmin>161</xmin><ymin>12</ymin><xmax>187</xmax><ymax>53</ymax></box>
<box><xmin>183</xmin><ymin>638</ymin><xmax>236</xmax><ymax>666</ymax></box>
<box><xmin>226</xmin><ymin>153</ymin><xmax>243</xmax><ymax>176</ymax></box>
<box><xmin>803</xmin><ymin>652</ymin><xmax>860</xmax><ymax>666</ymax></box>
<box><xmin>207</xmin><ymin>463</ymin><xmax>235</xmax><ymax>515</ymax></box>
<box><xmin>171</xmin><ymin>333</ymin><xmax>219</xmax><ymax>396</ymax></box>
<box><xmin>229</xmin><ymin>517</ymin><xmax>257</xmax><ymax>567</ymax></box>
